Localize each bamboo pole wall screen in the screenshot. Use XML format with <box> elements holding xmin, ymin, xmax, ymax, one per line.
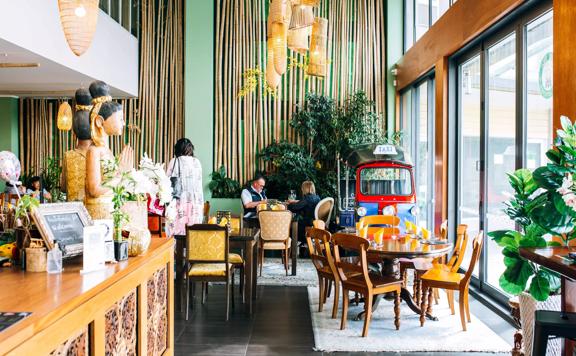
<box><xmin>215</xmin><ymin>0</ymin><xmax>386</xmax><ymax>184</ymax></box>
<box><xmin>18</xmin><ymin>0</ymin><xmax>184</xmax><ymax>174</ymax></box>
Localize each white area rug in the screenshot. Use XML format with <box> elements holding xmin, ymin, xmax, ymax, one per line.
<box><xmin>257</xmin><ymin>258</ymin><xmax>319</xmax><ymax>286</ymax></box>
<box><xmin>308</xmin><ymin>286</ymin><xmax>511</xmax><ymax>353</ymax></box>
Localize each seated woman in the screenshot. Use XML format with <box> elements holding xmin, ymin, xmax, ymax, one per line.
<box><xmin>26</xmin><ymin>176</ymin><xmax>51</xmax><ymax>201</ymax></box>
<box><xmin>287</xmin><ymin>181</ymin><xmax>320</xmax><ymax>243</ymax></box>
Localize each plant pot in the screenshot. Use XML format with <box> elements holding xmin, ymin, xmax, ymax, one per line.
<box><xmin>519</xmin><ymin>292</ymin><xmax>562</xmax><ymax>356</ymax></box>
<box><xmin>15</xmin><ymin>227</ymin><xmax>41</xmax><ymax>250</ymax></box>
<box><xmin>114</xmin><ymin>240</ymin><xmax>129</xmax><ymax>261</ymax></box>
<box><xmin>121</xmin><ymin>201</ymin><xmax>148</xmax><ymax>230</ymax></box>
<box><xmin>25</xmin><ymin>247</ymin><xmax>46</xmax><ymax>272</ymax></box>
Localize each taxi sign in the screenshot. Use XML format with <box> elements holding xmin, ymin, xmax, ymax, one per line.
<box><xmin>373</xmin><ymin>144</ymin><xmax>397</xmax><ymax>155</ymax></box>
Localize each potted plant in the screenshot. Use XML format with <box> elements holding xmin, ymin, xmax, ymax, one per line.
<box><xmin>488</xmin><ymin>116</ymin><xmax>576</xmax><ymax>356</ymax></box>
<box><xmin>13</xmin><ymin>195</ymin><xmax>41</xmax><ymax>264</ymax></box>
<box><xmin>208</xmin><ymin>166</ymin><xmax>242</xmax><ymax>214</ymax></box>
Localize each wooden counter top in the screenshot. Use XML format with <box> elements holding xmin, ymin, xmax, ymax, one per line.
<box><xmin>519</xmin><ymin>246</ymin><xmax>576</xmax><ymax>281</ymax></box>
<box><xmin>0</xmin><ymin>238</ymin><xmax>174</xmax><ymax>354</ymax></box>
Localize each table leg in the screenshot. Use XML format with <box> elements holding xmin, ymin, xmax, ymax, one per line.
<box><xmin>175</xmin><ymin>237</ymin><xmax>185</xmax><ymax>312</ymax></box>
<box><xmin>245</xmin><ymin>241</ymin><xmax>254</xmax><ymax>315</ymax></box>
<box><xmin>253</xmin><ymin>241</ymin><xmax>258</xmax><ymax>301</ymax></box>
<box><xmin>291</xmin><ymin>221</ymin><xmax>298</xmax><ymax>276</ymax></box>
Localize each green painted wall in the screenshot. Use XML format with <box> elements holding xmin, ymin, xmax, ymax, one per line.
<box><xmin>184</xmin><ymin>0</ymin><xmax>242</xmax><ymax>214</ymax></box>
<box><xmin>0</xmin><ymin>97</ymin><xmax>19</xmax><ymax>191</ymax></box>
<box><xmin>386</xmin><ymin>0</ymin><xmax>404</xmax><ymax>134</ymax></box>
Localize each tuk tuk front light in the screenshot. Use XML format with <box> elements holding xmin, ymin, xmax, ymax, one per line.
<box><xmin>357</xmin><ymin>206</ymin><xmax>367</xmax><ymax>217</ymax></box>
<box><xmin>382</xmin><ymin>205</ymin><xmax>396</xmax><ymax>216</ymax></box>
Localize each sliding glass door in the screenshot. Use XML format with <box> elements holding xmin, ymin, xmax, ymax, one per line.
<box><xmin>454</xmin><ymin>4</ymin><xmax>552</xmax><ymax>300</ymax></box>
<box><xmin>400</xmin><ymin>76</ymin><xmax>435</xmax><ymax>231</ymax></box>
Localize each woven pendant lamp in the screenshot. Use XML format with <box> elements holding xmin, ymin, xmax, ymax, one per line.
<box><xmin>307</xmin><ymin>17</ymin><xmax>328</xmax><ymax>77</ymax></box>
<box><xmin>57</xmin><ymin>102</ymin><xmax>73</xmax><ymax>131</ymax></box>
<box><xmin>289</xmin><ymin>4</ymin><xmax>314</xmax><ymax>30</ymax></box>
<box><xmin>57</xmin><ymin>0</ymin><xmax>99</xmax><ymax>56</ymax></box>
<box><xmin>266</xmin><ymin>38</ymin><xmax>282</xmax><ymax>89</ymax></box>
<box><xmin>301</xmin><ymin>0</ymin><xmax>320</xmax><ymax>6</ymax></box>
<box><xmin>269</xmin><ymin>0</ymin><xmax>287</xmax><ymax>24</ymax></box>
<box><xmin>271</xmin><ymin>22</ymin><xmax>288</xmax><ymax>75</ymax></box>
<box><xmin>288</xmin><ymin>27</ymin><xmax>310</xmax><ymax>54</ymax></box>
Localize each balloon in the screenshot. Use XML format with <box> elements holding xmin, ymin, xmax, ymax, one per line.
<box><xmin>0</xmin><ymin>151</ymin><xmax>21</xmax><ymax>184</ymax></box>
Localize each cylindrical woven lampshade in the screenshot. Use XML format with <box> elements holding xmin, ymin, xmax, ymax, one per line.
<box><xmin>307</xmin><ymin>17</ymin><xmax>328</xmax><ymax>77</ymax></box>
<box><xmin>266</xmin><ymin>39</ymin><xmax>282</xmax><ymax>89</ymax></box>
<box><xmin>57</xmin><ymin>0</ymin><xmax>99</xmax><ymax>56</ymax></box>
<box><xmin>269</xmin><ymin>0</ymin><xmax>287</xmax><ymax>24</ymax></box>
<box><xmin>289</xmin><ymin>5</ymin><xmax>314</xmax><ymax>30</ymax></box>
<box><xmin>271</xmin><ymin>22</ymin><xmax>288</xmax><ymax>75</ymax></box>
<box><xmin>57</xmin><ymin>102</ymin><xmax>73</xmax><ymax>131</ymax></box>
<box><xmin>288</xmin><ymin>27</ymin><xmax>310</xmax><ymax>54</ymax></box>
<box><xmin>301</xmin><ymin>0</ymin><xmax>320</xmax><ymax>6</ymax></box>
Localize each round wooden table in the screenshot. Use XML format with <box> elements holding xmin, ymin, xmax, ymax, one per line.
<box><xmin>360</xmin><ymin>235</ymin><xmax>453</xmax><ymax>321</ymax></box>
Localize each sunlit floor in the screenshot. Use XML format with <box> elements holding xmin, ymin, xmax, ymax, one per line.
<box><xmin>174</xmin><ymin>284</ymin><xmax>514</xmax><ymax>355</ymax></box>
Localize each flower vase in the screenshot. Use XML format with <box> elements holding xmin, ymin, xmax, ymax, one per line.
<box><xmin>126</xmin><ymin>227</ymin><xmax>151</xmax><ymax>256</ymax></box>
<box><xmin>113</xmin><ymin>227</ymin><xmax>128</xmax><ymax>261</ymax></box>
<box><xmin>121</xmin><ymin>200</ymin><xmax>148</xmax><ymax>230</ymax></box>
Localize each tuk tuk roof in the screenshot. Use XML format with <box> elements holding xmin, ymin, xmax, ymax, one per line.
<box><xmin>342</xmin><ymin>143</ymin><xmax>413</xmax><ymax>168</ymax></box>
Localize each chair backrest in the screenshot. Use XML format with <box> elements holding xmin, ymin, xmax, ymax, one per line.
<box><xmin>314</xmin><ymin>197</ymin><xmax>334</xmax><ymax>222</ymax></box>
<box><xmin>230</xmin><ymin>216</ymin><xmax>242</xmax><ymax>231</ymax></box>
<box><xmin>448</xmin><ymin>224</ymin><xmax>469</xmax><ymax>272</ymax></box>
<box><xmin>367</xmin><ymin>226</ymin><xmax>400</xmax><ymax>238</ymax></box>
<box><xmin>258</xmin><ymin>210</ymin><xmax>292</xmax><ymax>241</ymax></box>
<box><xmin>203</xmin><ymin>201</ymin><xmax>211</xmax><ymax>222</ymax></box>
<box><xmin>359</xmin><ymin>215</ymin><xmax>400</xmax><ymax>228</ymax></box>
<box><xmin>256</xmin><ymin>203</ymin><xmax>268</xmax><ymax>213</ymax></box>
<box><xmin>463</xmin><ymin>231</ymin><xmax>484</xmax><ymax>283</ymax></box>
<box><xmin>312</xmin><ymin>219</ymin><xmax>326</xmax><ymax>230</ymax></box>
<box><xmin>186</xmin><ymin>224</ymin><xmax>228</xmax><ymax>264</ymax></box>
<box><xmin>306</xmin><ymin>228</ymin><xmax>336</xmax><ymax>276</ymax></box>
<box><xmin>439</xmin><ymin>220</ymin><xmax>448</xmax><ymax>240</ymax></box>
<box><xmin>332</xmin><ymin>233</ymin><xmax>371</xmax><ymax>288</ymax></box>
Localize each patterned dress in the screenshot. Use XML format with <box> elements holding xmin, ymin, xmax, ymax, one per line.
<box><xmin>166</xmin><ymin>156</ymin><xmax>204</xmax><ymax>236</ymax></box>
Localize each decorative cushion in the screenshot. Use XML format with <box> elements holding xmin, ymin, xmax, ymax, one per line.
<box><xmin>188</xmin><ymin>263</ymin><xmax>229</xmax><ymax>277</ymax></box>
<box><xmin>229</xmin><ymin>253</ymin><xmax>244</xmax><ymax>264</ymax></box>
<box><xmin>262</xmin><ymin>241</ymin><xmax>288</xmax><ymax>250</ymax></box>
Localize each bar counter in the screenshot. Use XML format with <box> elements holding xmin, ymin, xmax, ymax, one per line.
<box><xmin>0</xmin><ymin>238</ymin><xmax>174</xmax><ymax>355</ymax></box>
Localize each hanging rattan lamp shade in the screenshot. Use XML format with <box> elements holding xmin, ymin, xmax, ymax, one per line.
<box><xmin>57</xmin><ymin>101</ymin><xmax>73</xmax><ymax>131</ymax></box>
<box><xmin>288</xmin><ymin>27</ymin><xmax>310</xmax><ymax>54</ymax></box>
<box><xmin>271</xmin><ymin>22</ymin><xmax>288</xmax><ymax>75</ymax></box>
<box><xmin>266</xmin><ymin>39</ymin><xmax>282</xmax><ymax>89</ymax></box>
<box><xmin>58</xmin><ymin>0</ymin><xmax>99</xmax><ymax>56</ymax></box>
<box><xmin>289</xmin><ymin>4</ymin><xmax>314</xmax><ymax>30</ymax></box>
<box><xmin>269</xmin><ymin>0</ymin><xmax>287</xmax><ymax>24</ymax></box>
<box><xmin>307</xmin><ymin>17</ymin><xmax>328</xmax><ymax>77</ymax></box>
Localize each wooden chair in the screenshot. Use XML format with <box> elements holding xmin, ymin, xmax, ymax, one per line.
<box><xmin>258</xmin><ymin>210</ymin><xmax>293</xmax><ymax>276</ymax></box>
<box><xmin>228</xmin><ymin>215</ymin><xmax>245</xmax><ymax>298</ymax></box>
<box><xmin>306</xmin><ymin>228</ymin><xmax>342</xmax><ymax>318</ymax></box>
<box><xmin>185</xmin><ymin>224</ymin><xmax>235</xmax><ymax>321</ymax></box>
<box><xmin>256</xmin><ymin>203</ymin><xmax>269</xmax><ymax>213</ymax></box>
<box><xmin>358</xmin><ymin>215</ymin><xmax>401</xmax><ymax>238</ymax></box>
<box><xmin>312</xmin><ymin>219</ymin><xmax>326</xmax><ymax>230</ymax></box>
<box><xmin>314</xmin><ymin>197</ymin><xmax>334</xmax><ymax>224</ymax></box>
<box><xmin>333</xmin><ymin>233</ymin><xmax>402</xmax><ymax>337</ymax></box>
<box><xmin>419</xmin><ymin>231</ymin><xmax>484</xmax><ymax>331</ymax></box>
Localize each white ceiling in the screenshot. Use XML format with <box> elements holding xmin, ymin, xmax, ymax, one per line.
<box><xmin>0</xmin><ymin>38</ymin><xmax>131</xmax><ymax>98</ymax></box>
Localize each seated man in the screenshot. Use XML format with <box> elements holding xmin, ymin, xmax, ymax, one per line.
<box><xmin>241</xmin><ymin>175</ymin><xmax>267</xmax><ymax>218</ymax></box>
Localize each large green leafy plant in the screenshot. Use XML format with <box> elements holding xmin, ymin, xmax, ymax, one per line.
<box><xmin>488</xmin><ymin>116</ymin><xmax>576</xmax><ymax>301</ymax></box>
<box><xmin>209</xmin><ymin>166</ymin><xmax>242</xmax><ymax>198</ymax></box>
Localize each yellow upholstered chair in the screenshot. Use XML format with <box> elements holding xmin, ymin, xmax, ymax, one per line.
<box><xmin>185</xmin><ymin>224</ymin><xmax>235</xmax><ymax>321</ymax></box>
<box><xmin>333</xmin><ymin>233</ymin><xmax>402</xmax><ymax>337</ymax></box>
<box><xmin>228</xmin><ymin>216</ymin><xmax>245</xmax><ymax>298</ymax></box>
<box><xmin>420</xmin><ymin>231</ymin><xmax>484</xmax><ymax>331</ymax></box>
<box><xmin>258</xmin><ymin>210</ymin><xmax>293</xmax><ymax>276</ymax></box>
<box><xmin>256</xmin><ymin>203</ymin><xmax>269</xmax><ymax>213</ymax></box>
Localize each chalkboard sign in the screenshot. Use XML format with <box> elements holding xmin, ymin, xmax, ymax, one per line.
<box><xmin>32</xmin><ymin>203</ymin><xmax>93</xmax><ymax>258</ymax></box>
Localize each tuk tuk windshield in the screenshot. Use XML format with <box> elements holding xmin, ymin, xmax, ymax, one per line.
<box><xmin>359</xmin><ymin>167</ymin><xmax>412</xmax><ymax>196</ymax></box>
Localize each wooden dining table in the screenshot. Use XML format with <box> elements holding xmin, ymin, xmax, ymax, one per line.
<box><xmin>174</xmin><ymin>227</ymin><xmax>260</xmax><ymax>315</ymax></box>
<box><xmin>363</xmin><ymin>235</ymin><xmax>453</xmax><ymax>321</ymax></box>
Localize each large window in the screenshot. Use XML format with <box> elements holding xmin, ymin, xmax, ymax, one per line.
<box><xmin>454</xmin><ymin>7</ymin><xmax>553</xmax><ymax>300</ymax></box>
<box><xmin>404</xmin><ymin>0</ymin><xmax>455</xmax><ymax>51</ymax></box>
<box><xmin>400</xmin><ymin>76</ymin><xmax>435</xmax><ymax>231</ymax></box>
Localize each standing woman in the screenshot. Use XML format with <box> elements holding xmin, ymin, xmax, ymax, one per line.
<box><xmin>166</xmin><ymin>138</ymin><xmax>204</xmax><ymax>236</ymax></box>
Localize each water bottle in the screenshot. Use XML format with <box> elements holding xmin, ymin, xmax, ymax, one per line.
<box><xmin>47</xmin><ymin>243</ymin><xmax>63</xmax><ymax>274</ymax></box>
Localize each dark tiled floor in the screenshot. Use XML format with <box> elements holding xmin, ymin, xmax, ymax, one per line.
<box><xmin>174</xmin><ymin>284</ymin><xmax>514</xmax><ymax>355</ymax></box>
